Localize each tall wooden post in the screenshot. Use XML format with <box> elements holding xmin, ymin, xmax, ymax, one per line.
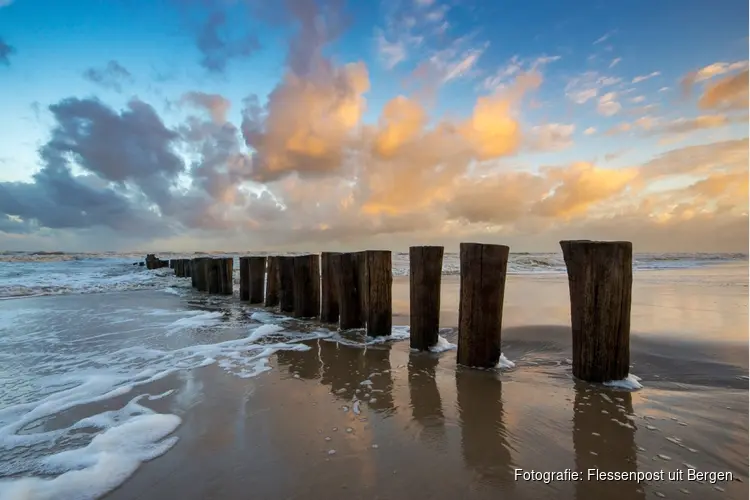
<box><xmin>190</xmin><ymin>258</ymin><xmax>203</xmax><ymax>288</ymax></box>
<box><xmin>292</xmin><ymin>254</ymin><xmax>320</xmax><ymax>318</ymax></box>
<box><xmin>457</xmin><ymin>243</ymin><xmax>510</xmax><ymax>368</ymax></box>
<box><xmin>365</xmin><ymin>250</ymin><xmax>392</xmax><ymax>337</ymax></box>
<box><xmin>206</xmin><ymin>258</ymin><xmax>220</xmax><ymax>294</ymax></box>
<box><xmin>320</xmin><ymin>252</ymin><xmax>340</xmax><ymax>323</ymax></box>
<box><xmin>170</xmin><ymin>260</ymin><xmax>176</xmax><ymax>270</ymax></box>
<box><xmin>265</xmin><ymin>256</ymin><xmax>280</xmax><ymax>307</ymax></box>
<box><xmin>409</xmin><ymin>246</ymin><xmax>444</xmax><ymax>350</ymax></box>
<box><xmin>337</xmin><ymin>252</ymin><xmax>364</xmax><ymax>329</ymax></box>
<box><xmin>356</xmin><ymin>251</ymin><xmax>369</xmax><ymax>325</ymax></box>
<box><xmin>183</xmin><ymin>259</ymin><xmax>191</xmax><ymax>278</ymax></box>
<box><xmin>249</xmin><ymin>256</ymin><xmax>266</xmax><ymax>304</ymax></box>
<box><xmin>176</xmin><ymin>259</ymin><xmax>184</xmax><ymax>277</ymax></box>
<box><xmin>239</xmin><ymin>257</ymin><xmax>251</xmax><ymax>301</ymax></box>
<box><xmin>278</xmin><ymin>256</ymin><xmax>295</xmax><ymax>313</ymax></box>
<box><xmin>195</xmin><ymin>258</ymin><xmax>209</xmax><ymax>291</ymax></box>
<box><xmin>217</xmin><ymin>257</ymin><xmax>233</xmax><ymax>295</ymax></box>
<box><xmin>560</xmin><ymin>240</ymin><xmax>632</xmax><ymax>383</ymax></box>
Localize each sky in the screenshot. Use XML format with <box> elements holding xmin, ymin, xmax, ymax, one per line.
<box><xmin>0</xmin><ymin>0</ymin><xmax>748</xmax><ymax>253</ymax></box>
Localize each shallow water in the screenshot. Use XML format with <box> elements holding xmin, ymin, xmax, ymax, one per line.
<box><xmin>0</xmin><ymin>260</ymin><xmax>747</xmax><ymax>499</ymax></box>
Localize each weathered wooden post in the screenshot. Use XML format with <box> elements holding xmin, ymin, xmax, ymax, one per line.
<box><xmin>160</xmin><ymin>259</ymin><xmax>169</xmax><ymax>268</ymax></box>
<box><xmin>217</xmin><ymin>257</ymin><xmax>233</xmax><ymax>295</ymax></box>
<box><xmin>206</xmin><ymin>258</ymin><xmax>219</xmax><ymax>294</ymax></box>
<box><xmin>145</xmin><ymin>254</ymin><xmax>157</xmax><ymax>269</ymax></box>
<box><xmin>365</xmin><ymin>250</ymin><xmax>392</xmax><ymax>337</ymax></box>
<box><xmin>183</xmin><ymin>259</ymin><xmax>191</xmax><ymax>278</ymax></box>
<box><xmin>175</xmin><ymin>259</ymin><xmax>183</xmax><ymax>277</ymax></box>
<box><xmin>195</xmin><ymin>258</ymin><xmax>209</xmax><ymax>291</ymax></box>
<box><xmin>457</xmin><ymin>243</ymin><xmax>510</xmax><ymax>368</ymax></box>
<box><xmin>190</xmin><ymin>258</ymin><xmax>199</xmax><ymax>288</ymax></box>
<box><xmin>265</xmin><ymin>256</ymin><xmax>280</xmax><ymax>307</ymax></box>
<box><xmin>337</xmin><ymin>252</ymin><xmax>364</xmax><ymax>329</ymax></box>
<box><xmin>560</xmin><ymin>240</ymin><xmax>632</xmax><ymax>383</ymax></box>
<box><xmin>169</xmin><ymin>260</ymin><xmax>176</xmax><ymax>270</ymax></box>
<box><xmin>292</xmin><ymin>254</ymin><xmax>320</xmax><ymax>318</ymax></box>
<box><xmin>410</xmin><ymin>246</ymin><xmax>444</xmax><ymax>350</ymax></box>
<box><xmin>356</xmin><ymin>251</ymin><xmax>369</xmax><ymax>325</ymax></box>
<box><xmin>320</xmin><ymin>252</ymin><xmax>340</xmax><ymax>323</ymax></box>
<box><xmin>278</xmin><ymin>256</ymin><xmax>295</xmax><ymax>313</ymax></box>
<box><xmin>247</xmin><ymin>256</ymin><xmax>266</xmax><ymax>303</ymax></box>
<box><xmin>239</xmin><ymin>257</ymin><xmax>251</xmax><ymax>301</ymax></box>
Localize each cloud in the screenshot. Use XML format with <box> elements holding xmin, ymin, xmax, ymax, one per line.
<box><xmin>697</xmin><ymin>69</ymin><xmax>749</xmax><ymax>111</ymax></box>
<box><xmin>483</xmin><ymin>54</ymin><xmax>560</xmax><ymax>91</ymax></box>
<box><xmin>0</xmin><ymin>36</ymin><xmax>15</xmax><ymax>66</ymax></box>
<box><xmin>82</xmin><ymin>61</ymin><xmax>133</xmax><ymax>92</ymax></box>
<box><xmin>565</xmin><ymin>71</ymin><xmax>621</xmax><ymax>104</ymax></box>
<box><xmin>182</xmin><ymin>92</ymin><xmax>231</xmax><ymax>124</ymax></box>
<box><xmin>195</xmin><ymin>8</ymin><xmax>261</xmax><ymax>73</ymax></box>
<box><xmin>597</xmin><ymin>92</ymin><xmax>621</xmax><ymax>116</ymax></box>
<box><xmin>593</xmin><ymin>30</ymin><xmax>616</xmax><ymax>45</ymax></box>
<box><xmin>375</xmin><ymin>29</ymin><xmax>408</xmax><ymax>69</ymax></box>
<box><xmin>583</xmin><ymin>127</ymin><xmax>596</xmax><ymax>136</ymax></box>
<box><xmin>688</xmin><ymin>60</ymin><xmax>748</xmax><ymax>84</ymax></box>
<box><xmin>632</xmin><ymin>71</ymin><xmax>660</xmax><ymax>84</ymax></box>
<box><xmin>609</xmin><ymin>57</ymin><xmax>621</xmax><ymax>68</ymax></box>
<box><xmin>527</xmin><ymin>123</ymin><xmax>576</xmax><ymax>152</ymax></box>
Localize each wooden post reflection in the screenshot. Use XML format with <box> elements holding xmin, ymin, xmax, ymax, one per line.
<box><xmin>456</xmin><ymin>369</ymin><xmax>514</xmax><ymax>489</ymax></box>
<box><xmin>573</xmin><ymin>383</ymin><xmax>645</xmax><ymax>500</ymax></box>
<box><xmin>408</xmin><ymin>353</ymin><xmax>446</xmax><ymax>452</ymax></box>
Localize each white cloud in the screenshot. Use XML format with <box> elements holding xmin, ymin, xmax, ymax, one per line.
<box><xmin>659</xmin><ymin>86</ymin><xmax>670</xmax><ymax>92</ymax></box>
<box><xmin>597</xmin><ymin>92</ymin><xmax>621</xmax><ymax>116</ymax></box>
<box><xmin>565</xmin><ymin>71</ymin><xmax>621</xmax><ymax>104</ymax></box>
<box><xmin>483</xmin><ymin>54</ymin><xmax>561</xmax><ymax>91</ymax></box>
<box><xmin>630</xmin><ymin>95</ymin><xmax>645</xmax><ymax>104</ymax></box>
<box><xmin>439</xmin><ymin>46</ymin><xmax>485</xmax><ymax>82</ymax></box>
<box><xmin>693</xmin><ymin>60</ymin><xmax>748</xmax><ymax>82</ymax></box>
<box><xmin>584</xmin><ymin>127</ymin><xmax>597</xmax><ymax>135</ymax></box>
<box><xmin>632</xmin><ymin>71</ymin><xmax>660</xmax><ymax>84</ymax></box>
<box><xmin>528</xmin><ymin>123</ymin><xmax>576</xmax><ymax>151</ymax></box>
<box><xmin>609</xmin><ymin>57</ymin><xmax>622</xmax><ymax>68</ymax></box>
<box><xmin>593</xmin><ymin>30</ymin><xmax>616</xmax><ymax>45</ymax></box>
<box><xmin>376</xmin><ymin>30</ymin><xmax>408</xmax><ymax>69</ymax></box>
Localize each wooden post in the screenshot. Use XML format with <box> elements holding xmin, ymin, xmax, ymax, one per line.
<box><xmin>265</xmin><ymin>256</ymin><xmax>280</xmax><ymax>307</ymax></box>
<box><xmin>239</xmin><ymin>257</ymin><xmax>251</xmax><ymax>301</ymax></box>
<box><xmin>206</xmin><ymin>258</ymin><xmax>220</xmax><ymax>294</ymax></box>
<box><xmin>175</xmin><ymin>259</ymin><xmax>183</xmax><ymax>277</ymax></box>
<box><xmin>365</xmin><ymin>250</ymin><xmax>392</xmax><ymax>337</ymax></box>
<box><xmin>356</xmin><ymin>251</ymin><xmax>369</xmax><ymax>325</ymax></box>
<box><xmin>248</xmin><ymin>256</ymin><xmax>266</xmax><ymax>304</ymax></box>
<box><xmin>183</xmin><ymin>259</ymin><xmax>191</xmax><ymax>278</ymax></box>
<box><xmin>190</xmin><ymin>259</ymin><xmax>203</xmax><ymax>288</ymax></box>
<box><xmin>457</xmin><ymin>243</ymin><xmax>510</xmax><ymax>368</ymax></box>
<box><xmin>560</xmin><ymin>240</ymin><xmax>632</xmax><ymax>383</ymax></box>
<box><xmin>217</xmin><ymin>257</ymin><xmax>233</xmax><ymax>295</ymax></box>
<box><xmin>278</xmin><ymin>256</ymin><xmax>295</xmax><ymax>313</ymax></box>
<box><xmin>292</xmin><ymin>254</ymin><xmax>320</xmax><ymax>318</ymax></box>
<box><xmin>409</xmin><ymin>246</ymin><xmax>444</xmax><ymax>350</ymax></box>
<box><xmin>195</xmin><ymin>258</ymin><xmax>209</xmax><ymax>291</ymax></box>
<box><xmin>169</xmin><ymin>260</ymin><xmax>176</xmax><ymax>270</ymax></box>
<box><xmin>337</xmin><ymin>252</ymin><xmax>364</xmax><ymax>330</ymax></box>
<box><xmin>145</xmin><ymin>254</ymin><xmax>157</xmax><ymax>269</ymax></box>
<box><xmin>320</xmin><ymin>252</ymin><xmax>340</xmax><ymax>323</ymax></box>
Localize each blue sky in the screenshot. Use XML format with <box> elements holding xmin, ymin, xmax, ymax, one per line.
<box><xmin>0</xmin><ymin>0</ymin><xmax>747</xmax><ymax>252</ymax></box>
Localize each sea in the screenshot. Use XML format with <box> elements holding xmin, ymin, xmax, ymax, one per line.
<box><xmin>0</xmin><ymin>251</ymin><xmax>746</xmax><ymax>499</ymax></box>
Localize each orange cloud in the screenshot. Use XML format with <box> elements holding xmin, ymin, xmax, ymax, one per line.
<box><xmin>698</xmin><ymin>69</ymin><xmax>749</xmax><ymax>111</ymax></box>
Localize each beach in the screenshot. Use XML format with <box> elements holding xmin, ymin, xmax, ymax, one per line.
<box><xmin>0</xmin><ymin>255</ymin><xmax>747</xmax><ymax>499</ymax></box>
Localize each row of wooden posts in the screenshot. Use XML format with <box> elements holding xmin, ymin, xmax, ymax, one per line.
<box><xmin>152</xmin><ymin>240</ymin><xmax>633</xmax><ymax>383</ymax></box>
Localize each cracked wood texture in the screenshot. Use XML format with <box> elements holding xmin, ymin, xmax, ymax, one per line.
<box><xmin>265</xmin><ymin>256</ymin><xmax>280</xmax><ymax>307</ymax></box>
<box><xmin>356</xmin><ymin>251</ymin><xmax>369</xmax><ymax>325</ymax></box>
<box><xmin>560</xmin><ymin>240</ymin><xmax>632</xmax><ymax>383</ymax></box>
<box><xmin>409</xmin><ymin>246</ymin><xmax>444</xmax><ymax>350</ymax></box>
<box><xmin>292</xmin><ymin>254</ymin><xmax>320</xmax><ymax>318</ymax></box>
<box><xmin>457</xmin><ymin>243</ymin><xmax>510</xmax><ymax>368</ymax></box>
<box><xmin>365</xmin><ymin>250</ymin><xmax>392</xmax><ymax>337</ymax></box>
<box><xmin>278</xmin><ymin>256</ymin><xmax>295</xmax><ymax>313</ymax></box>
<box><xmin>337</xmin><ymin>252</ymin><xmax>364</xmax><ymax>330</ymax></box>
<box><xmin>217</xmin><ymin>257</ymin><xmax>233</xmax><ymax>295</ymax></box>
<box><xmin>321</xmin><ymin>252</ymin><xmax>341</xmax><ymax>324</ymax></box>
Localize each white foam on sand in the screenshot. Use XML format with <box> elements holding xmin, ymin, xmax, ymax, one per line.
<box><xmin>324</xmin><ymin>325</ymin><xmax>411</xmax><ymax>348</ymax></box>
<box><xmin>429</xmin><ymin>335</ymin><xmax>457</xmax><ymax>353</ymax></box>
<box><xmin>0</xmin><ymin>316</ymin><xmax>324</xmax><ymax>499</ymax></box>
<box><xmin>603</xmin><ymin>374</ymin><xmax>643</xmax><ymax>390</ymax></box>
<box><xmin>497</xmin><ymin>353</ymin><xmax>516</xmax><ymax>369</ymax></box>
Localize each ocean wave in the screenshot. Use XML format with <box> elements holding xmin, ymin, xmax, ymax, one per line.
<box><xmin>0</xmin><ymin>252</ymin><xmax>746</xmax><ymax>299</ymax></box>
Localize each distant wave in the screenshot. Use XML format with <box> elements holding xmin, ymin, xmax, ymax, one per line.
<box><xmin>0</xmin><ymin>252</ymin><xmax>746</xmax><ymax>299</ymax></box>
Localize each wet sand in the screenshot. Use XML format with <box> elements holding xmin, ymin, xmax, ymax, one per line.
<box><xmin>99</xmin><ymin>263</ymin><xmax>748</xmax><ymax>500</ymax></box>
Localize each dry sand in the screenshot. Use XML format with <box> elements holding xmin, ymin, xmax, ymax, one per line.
<box><xmin>101</xmin><ymin>263</ymin><xmax>748</xmax><ymax>500</ymax></box>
